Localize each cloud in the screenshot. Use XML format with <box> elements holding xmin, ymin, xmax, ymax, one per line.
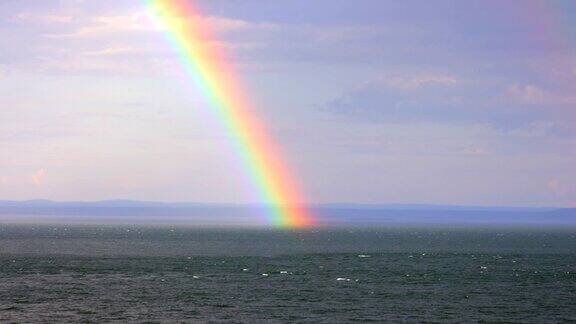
<box><xmin>33</xmin><ymin>55</ymin><xmax>137</xmax><ymax>74</ymax></box>
<box><xmin>546</xmin><ymin>179</ymin><xmax>575</xmax><ymax>201</ymax></box>
<box><xmin>461</xmin><ymin>146</ymin><xmax>490</xmax><ymax>156</ymax></box>
<box><xmin>15</xmin><ymin>12</ymin><xmax>74</xmax><ymax>24</ymax></box>
<box><xmin>5</xmin><ymin>2</ymin><xmax>394</xmax><ymax>78</ymax></box>
<box><xmin>327</xmin><ymin>72</ymin><xmax>473</xmax><ymax>122</ymax></box>
<box><xmin>547</xmin><ymin>179</ymin><xmax>561</xmax><ymax>192</ymax></box>
<box><xmin>44</xmin><ymin>12</ymin><xmax>153</xmax><ymax>38</ymax></box>
<box><xmin>4</xmin><ymin>6</ymin><xmax>279</xmax><ymax>76</ymax></box>
<box><xmin>327</xmin><ymin>72</ymin><xmax>575</xmax><ymax>135</ymax></box>
<box><xmin>42</xmin><ymin>11</ymin><xmax>276</xmax><ymax>39</ymax></box>
<box><xmin>83</xmin><ymin>46</ymin><xmax>141</xmax><ymax>57</ymax></box>
<box><xmin>31</xmin><ymin>168</ymin><xmax>46</xmax><ymax>186</ymax></box>
<box><xmin>377</xmin><ymin>73</ymin><xmax>458</xmax><ymax>91</ymax></box>
<box><xmin>507</xmin><ymin>84</ymin><xmax>545</xmax><ymax>105</ymax></box>
<box><xmin>204</xmin><ymin>16</ymin><xmax>278</xmax><ymax>32</ymax></box>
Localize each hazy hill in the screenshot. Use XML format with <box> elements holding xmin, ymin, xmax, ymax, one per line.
<box><xmin>0</xmin><ymin>200</ymin><xmax>573</xmax><ymax>227</ymax></box>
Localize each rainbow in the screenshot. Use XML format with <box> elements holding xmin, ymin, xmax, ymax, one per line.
<box><xmin>145</xmin><ymin>0</ymin><xmax>313</xmax><ymax>228</ymax></box>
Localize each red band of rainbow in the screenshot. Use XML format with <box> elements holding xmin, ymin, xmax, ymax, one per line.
<box><xmin>146</xmin><ymin>0</ymin><xmax>313</xmax><ymax>228</ymax></box>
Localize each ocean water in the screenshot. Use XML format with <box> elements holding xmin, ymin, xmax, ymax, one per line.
<box><xmin>0</xmin><ymin>226</ymin><xmax>575</xmax><ymax>322</ymax></box>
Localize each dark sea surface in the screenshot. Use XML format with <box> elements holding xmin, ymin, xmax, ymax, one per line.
<box><xmin>0</xmin><ymin>225</ymin><xmax>575</xmax><ymax>322</ymax></box>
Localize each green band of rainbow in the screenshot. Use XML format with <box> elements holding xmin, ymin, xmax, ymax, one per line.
<box><xmin>146</xmin><ymin>0</ymin><xmax>313</xmax><ymax>228</ymax></box>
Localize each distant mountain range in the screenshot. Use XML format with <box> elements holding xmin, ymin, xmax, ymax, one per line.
<box><xmin>0</xmin><ymin>200</ymin><xmax>573</xmax><ymax>227</ymax></box>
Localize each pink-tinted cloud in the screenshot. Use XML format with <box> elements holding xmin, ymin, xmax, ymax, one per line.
<box><xmin>546</xmin><ymin>179</ymin><xmax>573</xmax><ymax>197</ymax></box>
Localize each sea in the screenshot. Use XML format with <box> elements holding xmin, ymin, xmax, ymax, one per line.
<box><xmin>0</xmin><ymin>225</ymin><xmax>574</xmax><ymax>322</ymax></box>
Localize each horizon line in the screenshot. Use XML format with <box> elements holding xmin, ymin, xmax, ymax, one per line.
<box><xmin>0</xmin><ymin>199</ymin><xmax>571</xmax><ymax>210</ymax></box>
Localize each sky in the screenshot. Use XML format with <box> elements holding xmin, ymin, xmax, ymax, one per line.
<box><xmin>0</xmin><ymin>0</ymin><xmax>575</xmax><ymax>207</ymax></box>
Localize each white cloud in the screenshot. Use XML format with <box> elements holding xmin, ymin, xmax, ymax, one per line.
<box><xmin>14</xmin><ymin>9</ymin><xmax>273</xmax><ymax>75</ymax></box>
<box><xmin>204</xmin><ymin>16</ymin><xmax>278</xmax><ymax>32</ymax></box>
<box><xmin>15</xmin><ymin>12</ymin><xmax>74</xmax><ymax>24</ymax></box>
<box><xmin>83</xmin><ymin>46</ymin><xmax>142</xmax><ymax>57</ymax></box>
<box><xmin>44</xmin><ymin>11</ymin><xmax>154</xmax><ymax>38</ymax></box>
<box><xmin>43</xmin><ymin>11</ymin><xmax>276</xmax><ymax>39</ymax></box>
